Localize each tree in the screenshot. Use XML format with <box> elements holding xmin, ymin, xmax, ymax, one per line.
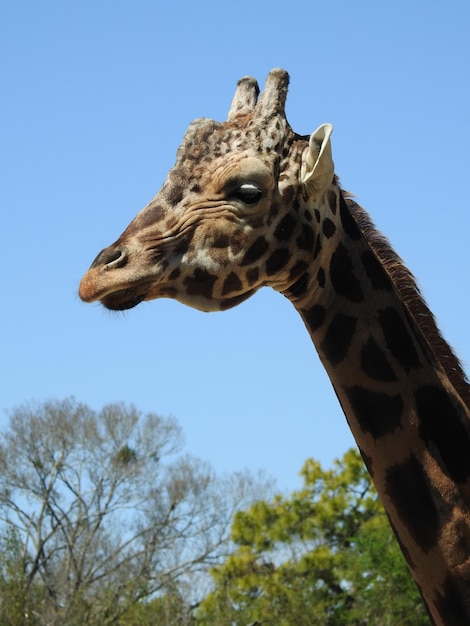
<box><xmin>0</xmin><ymin>399</ymin><xmax>269</xmax><ymax>625</ymax></box>
<box><xmin>197</xmin><ymin>449</ymin><xmax>428</xmax><ymax>626</ymax></box>
<box><xmin>0</xmin><ymin>526</ymin><xmax>43</xmax><ymax>626</ymax></box>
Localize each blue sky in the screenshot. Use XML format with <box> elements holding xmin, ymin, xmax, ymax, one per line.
<box><xmin>2</xmin><ymin>1</ymin><xmax>469</xmax><ymax>492</ymax></box>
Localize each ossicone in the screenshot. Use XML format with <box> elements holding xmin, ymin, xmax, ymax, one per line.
<box><xmin>227</xmin><ymin>68</ymin><xmax>290</xmax><ymax>122</ymax></box>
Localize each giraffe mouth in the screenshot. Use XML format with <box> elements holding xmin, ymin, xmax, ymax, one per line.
<box><xmin>101</xmin><ymin>287</ymin><xmax>147</xmax><ymax>311</ymax></box>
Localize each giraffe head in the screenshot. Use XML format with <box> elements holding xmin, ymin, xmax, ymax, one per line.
<box><xmin>79</xmin><ymin>69</ymin><xmax>334</xmax><ymax>312</ymax></box>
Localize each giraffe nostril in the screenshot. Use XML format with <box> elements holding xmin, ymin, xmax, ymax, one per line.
<box><xmin>90</xmin><ymin>247</ymin><xmax>127</xmax><ymax>269</ymax></box>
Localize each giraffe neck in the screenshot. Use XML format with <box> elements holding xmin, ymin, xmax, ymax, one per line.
<box><xmin>279</xmin><ymin>184</ymin><xmax>470</xmax><ymax>624</ymax></box>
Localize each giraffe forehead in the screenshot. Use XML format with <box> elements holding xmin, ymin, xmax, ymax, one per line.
<box><xmin>198</xmin><ymin>153</ymin><xmax>274</xmax><ymax>191</ymax></box>
<box><xmin>176</xmin><ymin>118</ymin><xmax>254</xmax><ymax>164</ymax></box>
<box><xmin>176</xmin><ymin>113</ymin><xmax>292</xmax><ymax>165</ymax></box>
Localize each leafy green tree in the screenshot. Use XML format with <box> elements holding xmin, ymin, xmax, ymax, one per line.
<box><xmin>117</xmin><ymin>583</ymin><xmax>196</xmax><ymax>626</ymax></box>
<box><xmin>0</xmin><ymin>399</ymin><xmax>269</xmax><ymax>625</ymax></box>
<box><xmin>197</xmin><ymin>449</ymin><xmax>428</xmax><ymax>626</ymax></box>
<box><xmin>0</xmin><ymin>527</ymin><xmax>43</xmax><ymax>626</ymax></box>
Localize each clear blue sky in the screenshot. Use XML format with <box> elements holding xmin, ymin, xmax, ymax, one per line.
<box><xmin>2</xmin><ymin>1</ymin><xmax>469</xmax><ymax>491</ymax></box>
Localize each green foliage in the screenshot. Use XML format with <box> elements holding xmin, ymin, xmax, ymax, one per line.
<box><xmin>197</xmin><ymin>449</ymin><xmax>428</xmax><ymax>626</ymax></box>
<box><xmin>0</xmin><ymin>527</ymin><xmax>40</xmax><ymax>626</ymax></box>
<box><xmin>118</xmin><ymin>587</ymin><xmax>196</xmax><ymax>626</ymax></box>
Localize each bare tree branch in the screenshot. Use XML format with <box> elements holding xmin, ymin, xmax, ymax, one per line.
<box><xmin>0</xmin><ymin>399</ymin><xmax>272</xmax><ymax>624</ymax></box>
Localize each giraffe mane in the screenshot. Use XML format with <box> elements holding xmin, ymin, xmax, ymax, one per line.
<box><xmin>343</xmin><ymin>193</ymin><xmax>470</xmax><ymax>408</ymax></box>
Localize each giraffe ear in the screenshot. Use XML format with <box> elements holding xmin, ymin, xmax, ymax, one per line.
<box><xmin>301</xmin><ymin>124</ymin><xmax>334</xmax><ymax>193</ymax></box>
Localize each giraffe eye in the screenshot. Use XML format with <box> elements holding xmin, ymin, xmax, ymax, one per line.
<box><xmin>232</xmin><ymin>183</ymin><xmax>263</xmax><ymax>205</ymax></box>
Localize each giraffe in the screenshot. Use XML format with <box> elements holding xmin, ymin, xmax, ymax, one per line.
<box><xmin>79</xmin><ymin>69</ymin><xmax>470</xmax><ymax>625</ymax></box>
